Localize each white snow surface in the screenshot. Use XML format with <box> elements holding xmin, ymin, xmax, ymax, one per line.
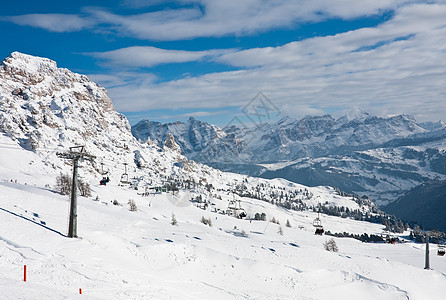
<box><xmin>1</xmin><ymin>160</ymin><xmax>446</xmax><ymax>299</ymax></box>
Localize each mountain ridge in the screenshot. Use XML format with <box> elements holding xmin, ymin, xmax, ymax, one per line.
<box><xmin>132</xmin><ymin>112</ymin><xmax>446</xmax><ymax>205</ymax></box>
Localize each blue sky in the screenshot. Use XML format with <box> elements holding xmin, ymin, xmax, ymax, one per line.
<box><xmin>1</xmin><ymin>0</ymin><xmax>446</xmax><ymax>126</ymax></box>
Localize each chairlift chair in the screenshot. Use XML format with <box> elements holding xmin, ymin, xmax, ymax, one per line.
<box><xmin>228</xmin><ymin>195</ymin><xmax>246</xmax><ymax>218</ymax></box>
<box><xmin>120</xmin><ymin>173</ymin><xmax>129</xmax><ymax>185</ymax></box>
<box><xmin>228</xmin><ymin>200</ymin><xmax>237</xmax><ymax>210</ymax></box>
<box><xmin>313</xmin><ymin>210</ymin><xmax>323</xmax><ymax>228</ymax></box>
<box><xmin>313</xmin><ymin>217</ymin><xmax>322</xmax><ymax>228</ymax></box>
<box><xmin>313</xmin><ymin>210</ymin><xmax>324</xmax><ymax>235</ymax></box>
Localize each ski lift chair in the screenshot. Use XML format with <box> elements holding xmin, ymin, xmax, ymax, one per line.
<box><xmin>228</xmin><ymin>200</ymin><xmax>237</xmax><ymax>210</ymax></box>
<box><xmin>120</xmin><ymin>173</ymin><xmax>129</xmax><ymax>185</ymax></box>
<box><xmin>313</xmin><ymin>217</ymin><xmax>324</xmax><ymax>235</ymax></box>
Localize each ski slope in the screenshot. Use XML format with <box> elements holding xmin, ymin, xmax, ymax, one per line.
<box><xmin>1</xmin><ymin>173</ymin><xmax>446</xmax><ymax>299</ymax></box>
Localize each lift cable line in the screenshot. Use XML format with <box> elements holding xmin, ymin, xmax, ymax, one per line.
<box><xmin>57</xmin><ymin>146</ymin><xmax>95</xmax><ymax>238</ymax></box>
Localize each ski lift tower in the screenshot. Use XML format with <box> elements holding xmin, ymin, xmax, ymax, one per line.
<box><xmin>424</xmin><ymin>230</ymin><xmax>445</xmax><ymax>270</ymax></box>
<box><xmin>227</xmin><ymin>191</ymin><xmax>238</xmax><ymax>216</ymax></box>
<box><xmin>57</xmin><ymin>146</ymin><xmax>95</xmax><ymax>238</ymax></box>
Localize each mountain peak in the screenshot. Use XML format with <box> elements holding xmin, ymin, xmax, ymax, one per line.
<box><xmin>277</xmin><ymin>115</ymin><xmax>296</xmax><ymax>125</ymax></box>
<box><xmin>337</xmin><ymin>108</ymin><xmax>370</xmax><ymax>123</ymax></box>
<box><xmin>346</xmin><ymin>108</ymin><xmax>369</xmax><ymax>120</ymax></box>
<box><xmin>2</xmin><ymin>52</ymin><xmax>58</xmax><ymax>75</ymax></box>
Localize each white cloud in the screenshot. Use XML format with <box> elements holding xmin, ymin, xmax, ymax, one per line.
<box><xmin>87</xmin><ymin>46</ymin><xmax>234</xmax><ymax>67</ymax></box>
<box><xmin>87</xmin><ymin>0</ymin><xmax>413</xmax><ymax>40</ymax></box>
<box><xmin>104</xmin><ymin>3</ymin><xmax>446</xmax><ymax>122</ymax></box>
<box><xmin>2</xmin><ymin>0</ymin><xmax>418</xmax><ymax>40</ymax></box>
<box><xmin>4</xmin><ymin>1</ymin><xmax>445</xmax><ymax>122</ymax></box>
<box><xmin>2</xmin><ymin>14</ymin><xmax>95</xmax><ymax>32</ymax></box>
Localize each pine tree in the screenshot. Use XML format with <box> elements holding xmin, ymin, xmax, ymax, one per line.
<box><xmin>128</xmin><ymin>199</ymin><xmax>137</xmax><ymax>211</ymax></box>
<box><xmin>171</xmin><ymin>213</ymin><xmax>178</xmax><ymax>225</ymax></box>
<box><xmin>324</xmin><ymin>238</ymin><xmax>338</xmax><ymax>252</ymax></box>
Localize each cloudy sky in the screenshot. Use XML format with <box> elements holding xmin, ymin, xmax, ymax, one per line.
<box><xmin>1</xmin><ymin>0</ymin><xmax>446</xmax><ymax>125</ymax></box>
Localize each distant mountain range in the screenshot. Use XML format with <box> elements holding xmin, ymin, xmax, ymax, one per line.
<box><xmin>132</xmin><ymin>111</ymin><xmax>446</xmax><ymax>206</ymax></box>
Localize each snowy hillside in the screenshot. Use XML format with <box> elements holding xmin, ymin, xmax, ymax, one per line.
<box><xmin>2</xmin><ymin>170</ymin><xmax>446</xmax><ymax>299</ymax></box>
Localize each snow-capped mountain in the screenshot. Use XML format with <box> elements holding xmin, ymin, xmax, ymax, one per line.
<box><xmin>132</xmin><ymin>117</ymin><xmax>248</xmax><ymax>163</ymax></box>
<box><xmin>0</xmin><ymin>52</ymin><xmax>376</xmax><ymax>213</ymax></box>
<box><xmin>132</xmin><ymin>111</ymin><xmax>446</xmax><ymax>205</ymax></box>
<box><xmin>0</xmin><ymin>52</ymin><xmax>217</xmax><ymax>188</ymax></box>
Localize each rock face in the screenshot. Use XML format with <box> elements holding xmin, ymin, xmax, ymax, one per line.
<box><xmin>163</xmin><ymin>133</ymin><xmax>181</xmax><ymax>154</ymax></box>
<box><xmin>0</xmin><ymin>52</ymin><xmax>124</xmax><ymax>152</ymax></box>
<box><xmin>132</xmin><ymin>111</ymin><xmax>446</xmax><ymax>205</ymax></box>
<box><xmin>132</xmin><ymin>117</ymin><xmax>247</xmax><ymax>163</ymax></box>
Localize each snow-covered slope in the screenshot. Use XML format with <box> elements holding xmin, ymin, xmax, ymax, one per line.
<box><xmin>1</xmin><ymin>169</ymin><xmax>446</xmax><ymax>299</ymax></box>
